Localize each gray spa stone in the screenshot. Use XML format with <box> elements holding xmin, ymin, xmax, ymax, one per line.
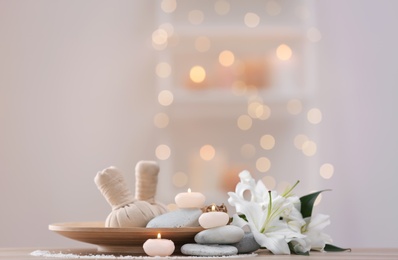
<box><xmin>194</xmin><ymin>225</ymin><xmax>244</xmax><ymax>244</ymax></box>
<box><xmin>146</xmin><ymin>208</ymin><xmax>202</xmax><ymax>228</ymax></box>
<box><xmin>231</xmin><ymin>232</ymin><xmax>261</xmax><ymax>254</ymax></box>
<box><xmin>181</xmin><ymin>244</ymin><xmax>238</xmax><ymax>256</ymax></box>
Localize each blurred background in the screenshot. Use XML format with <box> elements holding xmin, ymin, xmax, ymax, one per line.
<box><xmin>1</xmin><ymin>0</ymin><xmax>397</xmax><ymax>249</ymax></box>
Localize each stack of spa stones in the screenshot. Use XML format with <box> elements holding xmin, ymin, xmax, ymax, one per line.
<box><xmin>180</xmin><ymin>204</ymin><xmax>260</xmax><ymax>256</ymax></box>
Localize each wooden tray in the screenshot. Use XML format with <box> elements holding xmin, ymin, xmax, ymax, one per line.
<box><xmin>49</xmin><ymin>222</ymin><xmax>203</xmax><ymax>254</ymax></box>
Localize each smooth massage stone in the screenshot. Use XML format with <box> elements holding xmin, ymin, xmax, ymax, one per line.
<box><xmin>231</xmin><ymin>232</ymin><xmax>261</xmax><ymax>254</ymax></box>
<box><xmin>194</xmin><ymin>225</ymin><xmax>244</xmax><ymax>244</ymax></box>
<box><xmin>181</xmin><ymin>243</ymin><xmax>238</xmax><ymax>256</ymax></box>
<box><xmin>146</xmin><ymin>208</ymin><xmax>202</xmax><ymax>228</ymax></box>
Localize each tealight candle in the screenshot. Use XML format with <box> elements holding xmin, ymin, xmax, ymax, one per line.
<box><xmin>198</xmin><ymin>204</ymin><xmax>229</xmax><ymax>229</ymax></box>
<box><xmin>175</xmin><ymin>188</ymin><xmax>206</xmax><ymax>208</ymax></box>
<box><xmin>143</xmin><ymin>233</ymin><xmax>175</xmax><ymax>257</ymax></box>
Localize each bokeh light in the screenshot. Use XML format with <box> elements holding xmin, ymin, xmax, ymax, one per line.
<box><xmin>302</xmin><ymin>140</ymin><xmax>317</xmax><ymax>156</ymax></box>
<box><xmin>152</xmin><ymin>28</ymin><xmax>168</xmax><ymax>45</ymax></box>
<box><xmin>214</xmin><ymin>0</ymin><xmax>230</xmax><ymax>15</ymax></box>
<box><xmin>156</xmin><ymin>62</ymin><xmax>171</xmax><ymax>78</ymax></box>
<box><xmin>200</xmin><ymin>145</ymin><xmax>216</xmax><ymax>161</ymax></box>
<box><xmin>153</xmin><ymin>112</ymin><xmax>169</xmax><ymax>128</ymax></box>
<box><xmin>161</xmin><ymin>0</ymin><xmax>176</xmax><ymax>13</ymax></box>
<box><xmin>276</xmin><ymin>44</ymin><xmax>292</xmax><ymax>61</ymax></box>
<box><xmin>244</xmin><ymin>12</ymin><xmax>260</xmax><ymax>28</ymax></box>
<box><xmin>158</xmin><ymin>90</ymin><xmax>174</xmax><ymax>106</ymax></box>
<box><xmin>256</xmin><ymin>157</ymin><xmax>271</xmax><ymax>172</ymax></box>
<box><xmin>294</xmin><ymin>134</ymin><xmax>309</xmax><ymax>150</ymax></box>
<box><xmin>320</xmin><ymin>163</ymin><xmax>334</xmax><ymax>179</ymax></box>
<box><xmin>190</xmin><ymin>66</ymin><xmax>206</xmax><ymax>83</ymax></box>
<box><xmin>257</xmin><ymin>104</ymin><xmax>271</xmax><ymax>120</ymax></box>
<box><xmin>247</xmin><ymin>101</ymin><xmax>263</xmax><ymax>118</ymax></box>
<box><xmin>156</xmin><ymin>144</ymin><xmax>171</xmax><ymax>160</ymax></box>
<box><xmin>219</xmin><ymin>50</ymin><xmax>235</xmax><ymax>67</ymax></box>
<box><xmin>237</xmin><ymin>115</ymin><xmax>253</xmax><ymax>130</ymax></box>
<box><xmin>260</xmin><ymin>134</ymin><xmax>275</xmax><ymax>150</ymax></box>
<box><xmin>307</xmin><ymin>108</ymin><xmax>322</xmax><ymax>124</ymax></box>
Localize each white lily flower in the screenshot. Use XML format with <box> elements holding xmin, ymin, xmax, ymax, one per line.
<box><xmin>228</xmin><ymin>171</ymin><xmax>305</xmax><ymax>255</ymax></box>
<box><xmin>302</xmin><ymin>214</ymin><xmax>333</xmax><ymax>251</ymax></box>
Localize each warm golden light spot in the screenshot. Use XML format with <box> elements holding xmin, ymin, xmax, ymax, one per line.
<box><xmin>307</xmin><ymin>108</ymin><xmax>322</xmax><ymax>124</ymax></box>
<box><xmin>262</xmin><ymin>176</ymin><xmax>276</xmax><ymax>190</ymax></box>
<box><xmin>156</xmin><ymin>144</ymin><xmax>171</xmax><ymax>160</ymax></box>
<box><xmin>190</xmin><ymin>66</ymin><xmax>206</xmax><ymax>83</ymax></box>
<box><xmin>287</xmin><ymin>99</ymin><xmax>302</xmax><ymax>115</ymax></box>
<box><xmin>158</xmin><ymin>90</ymin><xmax>174</xmax><ymax>106</ymax></box>
<box><xmin>256</xmin><ymin>157</ymin><xmax>271</xmax><ymax>173</ymax></box>
<box><xmin>153</xmin><ymin>112</ymin><xmax>169</xmax><ymax>128</ymax></box>
<box><xmin>173</xmin><ymin>171</ymin><xmax>188</xmax><ymax>187</ymax></box>
<box><xmin>195</xmin><ymin>36</ymin><xmax>211</xmax><ymax>52</ymax></box>
<box><xmin>244</xmin><ymin>12</ymin><xmax>260</xmax><ymax>28</ymax></box>
<box><xmin>294</xmin><ymin>134</ymin><xmax>309</xmax><ymax>150</ymax></box>
<box><xmin>161</xmin><ymin>0</ymin><xmax>176</xmax><ymax>13</ymax></box>
<box><xmin>260</xmin><ymin>135</ymin><xmax>275</xmax><ymax>150</ymax></box>
<box><xmin>214</xmin><ymin>0</ymin><xmax>230</xmax><ymax>15</ymax></box>
<box><xmin>307</xmin><ymin>27</ymin><xmax>322</xmax><ymax>42</ymax></box>
<box><xmin>241</xmin><ymin>143</ymin><xmax>256</xmax><ymax>158</ymax></box>
<box><xmin>156</xmin><ymin>62</ymin><xmax>171</xmax><ymax>78</ymax></box>
<box><xmin>219</xmin><ymin>50</ymin><xmax>235</xmax><ymax>67</ymax></box>
<box><xmin>302</xmin><ymin>140</ymin><xmax>317</xmax><ymax>157</ymax></box>
<box><xmin>167</xmin><ymin>203</ymin><xmax>179</xmax><ymax>211</ymax></box>
<box><xmin>237</xmin><ymin>115</ymin><xmax>252</xmax><ymax>130</ymax></box>
<box><xmin>188</xmin><ymin>10</ymin><xmax>204</xmax><ymax>25</ymax></box>
<box><xmin>320</xmin><ymin>163</ymin><xmax>334</xmax><ymax>179</ymax></box>
<box><xmin>276</xmin><ymin>44</ymin><xmax>292</xmax><ymax>61</ymax></box>
<box><xmin>248</xmin><ymin>101</ymin><xmax>262</xmax><ymax>118</ymax></box>
<box><xmin>257</xmin><ymin>105</ymin><xmax>271</xmax><ymax>120</ymax></box>
<box><xmin>200</xmin><ymin>145</ymin><xmax>216</xmax><ymax>161</ymax></box>
<box><xmin>152</xmin><ymin>29</ymin><xmax>168</xmax><ymax>45</ymax></box>
<box><xmin>265</xmin><ymin>0</ymin><xmax>281</xmax><ymax>16</ymax></box>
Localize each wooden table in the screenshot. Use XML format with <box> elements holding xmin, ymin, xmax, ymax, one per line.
<box><xmin>1</xmin><ymin>248</ymin><xmax>398</xmax><ymax>260</ymax></box>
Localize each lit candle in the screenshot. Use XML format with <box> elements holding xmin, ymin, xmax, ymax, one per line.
<box><xmin>143</xmin><ymin>233</ymin><xmax>175</xmax><ymax>257</ymax></box>
<box><xmin>198</xmin><ymin>204</ymin><xmax>229</xmax><ymax>229</ymax></box>
<box><xmin>175</xmin><ymin>188</ymin><xmax>206</xmax><ymax>208</ymax></box>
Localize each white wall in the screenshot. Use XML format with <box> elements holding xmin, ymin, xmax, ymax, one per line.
<box><xmin>1</xmin><ymin>0</ymin><xmax>398</xmax><ymax>249</ymax></box>
<box><xmin>0</xmin><ymin>0</ymin><xmax>158</xmax><ymax>247</ymax></box>
<box><xmin>316</xmin><ymin>0</ymin><xmax>398</xmax><ymax>248</ymax></box>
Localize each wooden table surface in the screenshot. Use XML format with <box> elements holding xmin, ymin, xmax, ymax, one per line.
<box><xmin>1</xmin><ymin>248</ymin><xmax>398</xmax><ymax>260</ymax></box>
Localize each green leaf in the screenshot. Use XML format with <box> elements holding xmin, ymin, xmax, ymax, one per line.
<box><xmin>300</xmin><ymin>189</ymin><xmax>331</xmax><ymax>218</ymax></box>
<box><xmin>324</xmin><ymin>244</ymin><xmax>351</xmax><ymax>252</ymax></box>
<box><xmin>238</xmin><ymin>214</ymin><xmax>248</xmax><ymax>222</ymax></box>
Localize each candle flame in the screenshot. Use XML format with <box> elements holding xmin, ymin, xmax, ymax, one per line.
<box><xmin>188</xmin><ymin>188</ymin><xmax>191</xmax><ymax>193</ymax></box>
<box><xmin>211</xmin><ymin>204</ymin><xmax>216</xmax><ymax>211</ymax></box>
<box><xmin>157</xmin><ymin>233</ymin><xmax>161</xmax><ymax>239</ymax></box>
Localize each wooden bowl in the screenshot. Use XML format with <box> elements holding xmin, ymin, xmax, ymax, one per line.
<box><xmin>49</xmin><ymin>222</ymin><xmax>203</xmax><ymax>254</ymax></box>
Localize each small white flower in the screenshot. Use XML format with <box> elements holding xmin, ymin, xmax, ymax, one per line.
<box><xmin>228</xmin><ymin>171</ymin><xmax>304</xmax><ymax>255</ymax></box>
<box><xmin>302</xmin><ymin>214</ymin><xmax>333</xmax><ymax>251</ymax></box>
